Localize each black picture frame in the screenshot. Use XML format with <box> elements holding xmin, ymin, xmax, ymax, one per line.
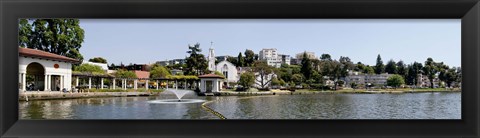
<box><xmin>1</xmin><ymin>0</ymin><xmax>479</xmax><ymax>138</ymax></box>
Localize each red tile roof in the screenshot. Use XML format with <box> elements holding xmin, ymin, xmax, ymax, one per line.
<box><xmin>198</xmin><ymin>74</ymin><xmax>225</xmax><ymax>79</ymax></box>
<box><xmin>19</xmin><ymin>47</ymin><xmax>80</xmax><ymax>63</ymax></box>
<box><xmin>134</xmin><ymin>71</ymin><xmax>150</xmax><ymax>79</ymax></box>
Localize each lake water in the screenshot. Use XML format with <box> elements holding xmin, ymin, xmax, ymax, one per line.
<box><xmin>19</xmin><ymin>92</ymin><xmax>461</xmax><ymax>119</ymax></box>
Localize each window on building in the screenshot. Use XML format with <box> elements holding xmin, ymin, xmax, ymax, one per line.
<box><xmin>223</xmin><ymin>64</ymin><xmax>228</xmax><ymax>79</ymax></box>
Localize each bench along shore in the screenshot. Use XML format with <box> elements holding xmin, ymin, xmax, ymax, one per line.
<box><xmin>19</xmin><ymin>92</ymin><xmax>161</xmax><ymax>101</ymax></box>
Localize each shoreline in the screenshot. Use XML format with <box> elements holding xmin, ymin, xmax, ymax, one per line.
<box><xmin>219</xmin><ymin>89</ymin><xmax>461</xmax><ymax>96</ymax></box>
<box><xmin>18</xmin><ymin>89</ymin><xmax>461</xmax><ymax>101</ymax></box>
<box><xmin>19</xmin><ymin>92</ymin><xmax>161</xmax><ymax>101</ymax></box>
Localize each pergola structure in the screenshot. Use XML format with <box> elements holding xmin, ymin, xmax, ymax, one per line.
<box><xmin>72</xmin><ymin>72</ymin><xmax>200</xmax><ymax>92</ymax></box>
<box><xmin>19</xmin><ymin>47</ymin><xmax>203</xmax><ymax>92</ymax></box>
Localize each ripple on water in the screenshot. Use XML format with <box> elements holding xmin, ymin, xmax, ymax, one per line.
<box><xmin>147</xmin><ymin>99</ymin><xmax>206</xmax><ymax>104</ymax></box>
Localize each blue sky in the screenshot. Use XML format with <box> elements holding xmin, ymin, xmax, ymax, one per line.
<box><xmin>79</xmin><ymin>19</ymin><xmax>460</xmax><ymax>67</ymax></box>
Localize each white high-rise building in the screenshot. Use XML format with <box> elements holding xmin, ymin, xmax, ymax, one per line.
<box><xmin>259</xmin><ymin>48</ymin><xmax>278</xmax><ymax>60</ymax></box>
<box><xmin>259</xmin><ymin>48</ymin><xmax>284</xmax><ymax>68</ymax></box>
<box><xmin>279</xmin><ymin>54</ymin><xmax>291</xmax><ymax>66</ymax></box>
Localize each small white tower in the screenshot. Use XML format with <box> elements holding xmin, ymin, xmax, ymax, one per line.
<box><xmin>207</xmin><ymin>41</ymin><xmax>216</xmax><ymax>72</ymax></box>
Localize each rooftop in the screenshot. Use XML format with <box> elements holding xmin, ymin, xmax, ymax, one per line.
<box><xmin>134</xmin><ymin>70</ymin><xmax>150</xmax><ymax>79</ymax></box>
<box><xmin>19</xmin><ymin>47</ymin><xmax>80</xmax><ymax>63</ymax></box>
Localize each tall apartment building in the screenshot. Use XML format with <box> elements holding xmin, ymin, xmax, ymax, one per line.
<box><xmin>259</xmin><ymin>48</ymin><xmax>278</xmax><ymax>60</ymax></box>
<box><xmin>259</xmin><ymin>48</ymin><xmax>291</xmax><ymax>68</ymax></box>
<box><xmin>279</xmin><ymin>54</ymin><xmax>291</xmax><ymax>66</ymax></box>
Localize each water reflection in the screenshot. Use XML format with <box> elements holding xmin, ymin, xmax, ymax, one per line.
<box><xmin>19</xmin><ymin>92</ymin><xmax>461</xmax><ymax>119</ymax></box>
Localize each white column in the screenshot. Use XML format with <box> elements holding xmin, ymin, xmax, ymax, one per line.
<box><xmin>60</xmin><ymin>75</ymin><xmax>64</xmax><ymax>91</ymax></box>
<box><xmin>44</xmin><ymin>74</ymin><xmax>48</xmax><ymax>91</ymax></box>
<box><xmin>219</xmin><ymin>81</ymin><xmax>222</xmax><ymax>91</ymax></box>
<box><xmin>198</xmin><ymin>81</ymin><xmax>201</xmax><ymax>88</ymax></box>
<box><xmin>76</xmin><ymin>77</ymin><xmax>79</xmax><ymax>87</ymax></box>
<box><xmin>166</xmin><ymin>80</ymin><xmax>169</xmax><ymax>89</ymax></box>
<box><xmin>134</xmin><ymin>79</ymin><xmax>138</xmax><ymax>90</ymax></box>
<box><xmin>88</xmin><ymin>77</ymin><xmax>92</xmax><ymax>89</ymax></box>
<box><xmin>47</xmin><ymin>75</ymin><xmax>51</xmax><ymax>91</ymax></box>
<box><xmin>145</xmin><ymin>80</ymin><xmax>149</xmax><ymax>90</ymax></box>
<box><xmin>175</xmin><ymin>80</ymin><xmax>178</xmax><ymax>89</ymax></box>
<box><xmin>22</xmin><ymin>73</ymin><xmax>26</xmax><ymax>91</ymax></box>
<box><xmin>201</xmin><ymin>80</ymin><xmax>204</xmax><ymax>92</ymax></box>
<box><xmin>184</xmin><ymin>80</ymin><xmax>187</xmax><ymax>89</ymax></box>
<box><xmin>101</xmin><ymin>78</ymin><xmax>104</xmax><ymax>89</ymax></box>
<box><xmin>123</xmin><ymin>79</ymin><xmax>126</xmax><ymax>90</ymax></box>
<box><xmin>156</xmin><ymin>80</ymin><xmax>159</xmax><ymax>90</ymax></box>
<box><xmin>122</xmin><ymin>79</ymin><xmax>125</xmax><ymax>90</ymax></box>
<box><xmin>213</xmin><ymin>80</ymin><xmax>218</xmax><ymax>92</ymax></box>
<box><xmin>113</xmin><ymin>78</ymin><xmax>116</xmax><ymax>89</ymax></box>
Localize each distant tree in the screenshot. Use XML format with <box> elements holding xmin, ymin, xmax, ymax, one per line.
<box><xmin>109</xmin><ymin>63</ymin><xmax>116</xmax><ymax>69</ymax></box>
<box><xmin>276</xmin><ymin>65</ymin><xmax>291</xmax><ymax>83</ymax></box>
<box><xmin>150</xmin><ymin>65</ymin><xmax>171</xmax><ymax>78</ymax></box>
<box><xmin>311</xmin><ymin>59</ymin><xmax>321</xmax><ymax>71</ymax></box>
<box><xmin>74</xmin><ymin>64</ymin><xmax>104</xmax><ymax>74</ymax></box>
<box><xmin>115</xmin><ymin>69</ymin><xmax>137</xmax><ymax>78</ymax></box>
<box><xmin>396</xmin><ymin>60</ymin><xmax>408</xmax><ymax>82</ymax></box>
<box><xmin>339</xmin><ymin>56</ymin><xmax>355</xmax><ymax>74</ymax></box>
<box><xmin>422</xmin><ymin>58</ymin><xmax>439</xmax><ymax>88</ymax></box>
<box><xmin>253</xmin><ymin>61</ymin><xmax>275</xmax><ymax>89</ymax></box>
<box><xmin>271</xmin><ymin>77</ymin><xmax>281</xmax><ymax>86</ymax></box>
<box><xmin>350</xmin><ymin>82</ymin><xmax>358</xmax><ymax>89</ymax></box>
<box><xmin>19</xmin><ymin>19</ymin><xmax>85</xmax><ymax>61</ymax></box>
<box><xmin>406</xmin><ymin>62</ymin><xmax>423</xmax><ymax>86</ymax></box>
<box><xmin>456</xmin><ymin>67</ymin><xmax>462</xmax><ymax>86</ymax></box>
<box><xmin>301</xmin><ymin>52</ymin><xmax>314</xmax><ymax>80</ymax></box>
<box><xmin>88</xmin><ymin>57</ymin><xmax>107</xmax><ymax>64</ymax></box>
<box><xmin>363</xmin><ymin>65</ymin><xmax>375</xmax><ymax>74</ymax></box>
<box><xmin>354</xmin><ymin>62</ymin><xmax>366</xmax><ymax>72</ymax></box>
<box><xmin>226</xmin><ymin>57</ymin><xmax>238</xmax><ymax>66</ymax></box>
<box><xmin>239</xmin><ymin>72</ymin><xmax>255</xmax><ymax>88</ymax></box>
<box><xmin>290</xmin><ymin>65</ymin><xmax>302</xmax><ymax>74</ymax></box>
<box><xmin>291</xmin><ymin>74</ymin><xmax>304</xmax><ymax>85</ymax></box>
<box><xmin>387</xmin><ymin>74</ymin><xmax>405</xmax><ymax>88</ymax></box>
<box><xmin>19</xmin><ymin>19</ymin><xmax>32</xmax><ymax>47</ymax></box>
<box><xmin>445</xmin><ymin>67</ymin><xmax>458</xmax><ymax>88</ymax></box>
<box><xmin>244</xmin><ymin>49</ymin><xmax>255</xmax><ymax>66</ymax></box>
<box><xmin>439</xmin><ymin>65</ymin><xmax>458</xmax><ymax>88</ymax></box>
<box><xmin>320</xmin><ymin>60</ymin><xmax>343</xmax><ymax>90</ymax></box>
<box><xmin>185</xmin><ymin>43</ymin><xmax>208</xmax><ymax>75</ymax></box>
<box><xmin>311</xmin><ymin>71</ymin><xmax>323</xmax><ymax>84</ymax></box>
<box><xmin>375</xmin><ymin>54</ymin><xmax>385</xmax><ymax>74</ymax></box>
<box><xmin>385</xmin><ymin>59</ymin><xmax>397</xmax><ymax>74</ymax></box>
<box><xmin>237</xmin><ymin>52</ymin><xmax>245</xmax><ymax>67</ymax></box>
<box><xmin>279</xmin><ymin>79</ymin><xmax>286</xmax><ymax>86</ymax></box>
<box><xmin>320</xmin><ymin>54</ymin><xmax>332</xmax><ymax>61</ymax></box>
